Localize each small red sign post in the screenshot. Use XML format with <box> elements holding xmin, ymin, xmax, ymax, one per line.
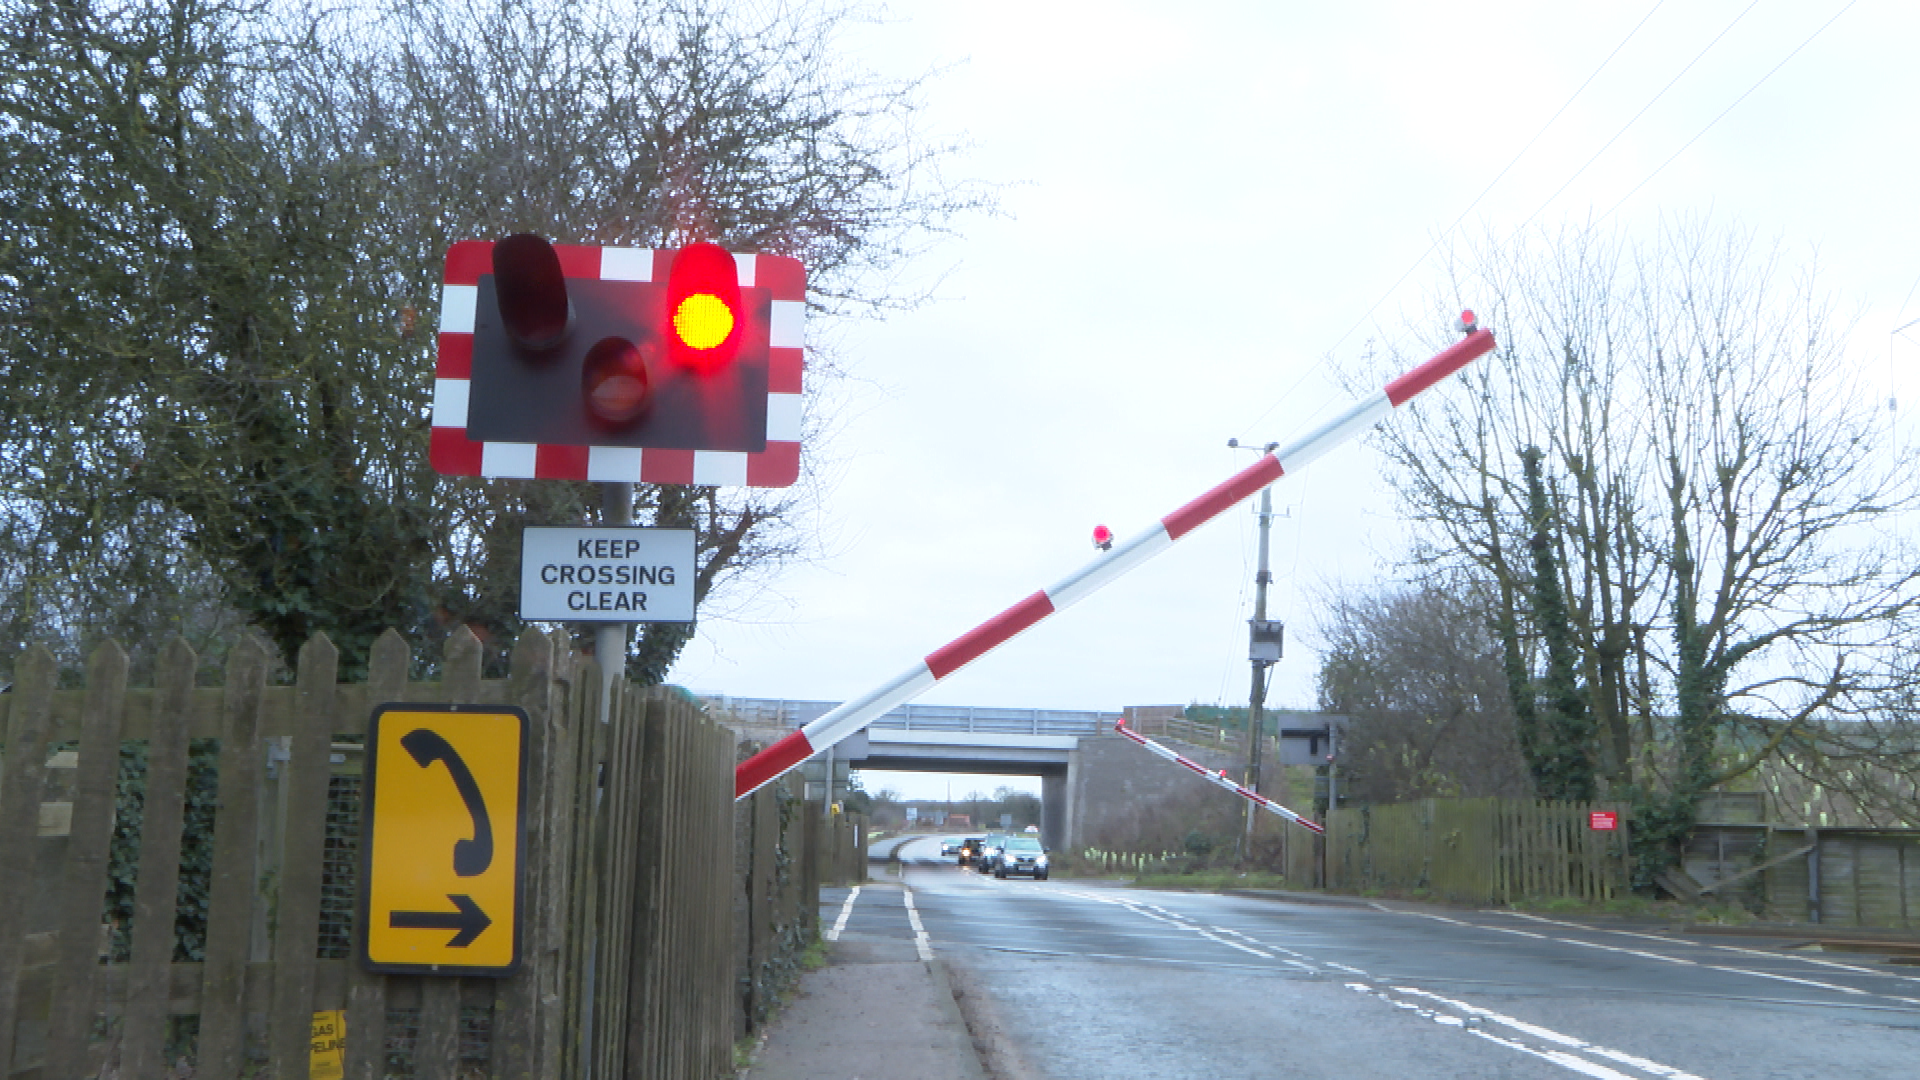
<box><xmin>1589</xmin><ymin>810</ymin><xmax>1619</xmax><ymax>831</ymax></box>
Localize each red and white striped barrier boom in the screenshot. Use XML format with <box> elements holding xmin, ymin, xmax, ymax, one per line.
<box><xmin>1112</xmin><ymin>718</ymin><xmax>1325</xmax><ymax>833</ymax></box>
<box><xmin>735</xmin><ymin>324</ymin><xmax>1498</xmax><ymax>800</ymax></box>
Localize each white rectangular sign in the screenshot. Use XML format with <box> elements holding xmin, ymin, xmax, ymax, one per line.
<box><xmin>519</xmin><ymin>527</ymin><xmax>696</xmax><ymax>623</ymax></box>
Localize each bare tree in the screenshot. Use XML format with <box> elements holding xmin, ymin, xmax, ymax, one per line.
<box><xmin>276</xmin><ymin>0</ymin><xmax>989</xmax><ymax>678</ymax></box>
<box><xmin>1314</xmin><ymin>580</ymin><xmax>1532</xmax><ymax>804</ymax></box>
<box><xmin>0</xmin><ymin>0</ymin><xmax>984</xmax><ymax>680</ymax></box>
<box><xmin>1358</xmin><ymin>218</ymin><xmax>1920</xmax><ymax>868</ymax></box>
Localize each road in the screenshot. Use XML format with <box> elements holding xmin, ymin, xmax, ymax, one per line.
<box><xmin>829</xmin><ymin>836</ymin><xmax>1920</xmax><ymax>1079</ymax></box>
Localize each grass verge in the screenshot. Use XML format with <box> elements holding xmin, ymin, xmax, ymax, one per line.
<box><xmin>1132</xmin><ymin>870</ymin><xmax>1296</xmax><ymax>891</ymax></box>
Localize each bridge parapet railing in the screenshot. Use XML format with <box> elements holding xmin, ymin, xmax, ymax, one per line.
<box><xmin>704</xmin><ymin>697</ymin><xmax>1113</xmax><ymax>737</ymax></box>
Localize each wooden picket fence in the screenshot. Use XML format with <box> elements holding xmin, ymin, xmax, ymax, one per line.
<box><xmin>1326</xmin><ymin>798</ymin><xmax>1629</xmax><ymax>905</ymax></box>
<box><xmin>0</xmin><ymin>627</ymin><xmax>823</xmax><ymax>1079</ymax></box>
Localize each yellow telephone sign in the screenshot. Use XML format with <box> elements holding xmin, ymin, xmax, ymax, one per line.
<box><xmin>361</xmin><ymin>704</ymin><xmax>527</xmax><ymax>975</ymax></box>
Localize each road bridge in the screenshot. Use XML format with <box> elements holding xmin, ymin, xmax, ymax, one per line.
<box><xmin>710</xmin><ymin>697</ymin><xmax>1340</xmax><ymax>852</ymax></box>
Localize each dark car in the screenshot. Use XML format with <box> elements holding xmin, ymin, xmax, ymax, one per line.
<box><xmin>956</xmin><ymin>835</ymin><xmax>987</xmax><ymax>867</ymax></box>
<box><xmin>994</xmin><ymin>836</ymin><xmax>1049</xmax><ymax>880</ymax></box>
<box><xmin>975</xmin><ymin>833</ymin><xmax>1010</xmax><ymax>874</ymax></box>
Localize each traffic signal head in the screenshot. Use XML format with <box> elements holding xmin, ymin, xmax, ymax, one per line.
<box><xmin>431</xmin><ymin>235</ymin><xmax>806</xmax><ymax>486</ymax></box>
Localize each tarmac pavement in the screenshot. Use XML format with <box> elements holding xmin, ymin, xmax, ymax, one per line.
<box><xmin>743</xmin><ymin>882</ymin><xmax>987</xmax><ymax>1080</ymax></box>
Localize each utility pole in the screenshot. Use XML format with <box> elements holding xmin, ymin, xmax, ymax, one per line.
<box><xmin>1230</xmin><ymin>439</ymin><xmax>1283</xmax><ymax>861</ymax></box>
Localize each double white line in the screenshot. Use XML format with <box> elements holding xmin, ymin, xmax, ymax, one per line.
<box><xmin>821</xmin><ymin>884</ymin><xmax>934</xmax><ymax>963</ymax></box>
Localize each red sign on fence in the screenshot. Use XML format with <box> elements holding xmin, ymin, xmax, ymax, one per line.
<box><xmin>1589</xmin><ymin>811</ymin><xmax>1619</xmax><ymax>831</ymax></box>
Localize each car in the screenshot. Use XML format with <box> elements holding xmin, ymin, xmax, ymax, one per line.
<box><xmin>939</xmin><ymin>839</ymin><xmax>959</xmax><ymax>857</ymax></box>
<box><xmin>994</xmin><ymin>836</ymin><xmax>1049</xmax><ymax>879</ymax></box>
<box><xmin>956</xmin><ymin>835</ymin><xmax>987</xmax><ymax>867</ymax></box>
<box><xmin>975</xmin><ymin>833</ymin><xmax>1010</xmax><ymax>874</ymax></box>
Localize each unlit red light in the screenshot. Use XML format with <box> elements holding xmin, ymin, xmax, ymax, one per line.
<box><xmin>582</xmin><ymin>337</ymin><xmax>653</xmax><ymax>426</ymax></box>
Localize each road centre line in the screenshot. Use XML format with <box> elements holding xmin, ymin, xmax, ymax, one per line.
<box><xmin>1084</xmin><ymin>892</ymin><xmax>1711</xmax><ymax>1078</ymax></box>
<box><xmin>978</xmin><ymin>943</ymin><xmax>1308</xmax><ymax>974</ymax></box>
<box><xmin>1200</xmin><ymin>930</ymin><xmax>1276</xmax><ymax>960</ymax></box>
<box><xmin>1344</xmin><ymin>982</ymin><xmax>1710</xmax><ymax>1080</ymax></box>
<box><xmin>1343</xmin><ymin>983</ymin><xmax>1646</xmax><ymax>1080</ymax></box>
<box><xmin>1390</xmin><ymin>986</ymin><xmax>1711</xmax><ymax>1080</ymax></box>
<box><xmin>825</xmin><ymin>886</ymin><xmax>860</xmax><ymax>942</ymax></box>
<box><xmin>1057</xmin><ymin>891</ymin><xmax>1315</xmax><ymax>969</ymax></box>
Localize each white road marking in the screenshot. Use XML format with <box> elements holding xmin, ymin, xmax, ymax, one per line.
<box><xmin>904</xmin><ymin>887</ymin><xmax>933</xmax><ymax>961</ymax></box>
<box><xmin>1466</xmin><ymin>1027</ymin><xmax>1647</xmax><ymax>1080</ymax></box>
<box><xmin>1089</xmin><ymin>890</ymin><xmax>1710</xmax><ymax>1077</ymax></box>
<box><xmin>1702</xmin><ymin>965</ymin><xmax>1867</xmax><ymax>995</ymax></box>
<box><xmin>825</xmin><ymin>885</ymin><xmax>860</xmax><ymax>942</ymax></box>
<box><xmin>1502</xmin><ymin>911</ymin><xmax>1920</xmax><ymax>987</ymax></box>
<box><xmin>1392</xmin><ymin>986</ymin><xmax>1712</xmax><ymax>1080</ymax></box>
<box><xmin>1200</xmin><ymin>929</ymin><xmax>1275</xmax><ymax>959</ymax></box>
<box><xmin>1344</xmin><ymin>982</ymin><xmax>1711</xmax><ymax>1080</ymax></box>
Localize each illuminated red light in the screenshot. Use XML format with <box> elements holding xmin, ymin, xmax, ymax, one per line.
<box><xmin>1092</xmin><ymin>524</ymin><xmax>1114</xmax><ymax>551</ymax></box>
<box><xmin>666</xmin><ymin>242</ymin><xmax>743</xmax><ymax>373</ymax></box>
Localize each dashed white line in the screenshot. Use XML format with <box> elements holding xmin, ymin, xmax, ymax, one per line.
<box><xmin>1392</xmin><ymin>986</ymin><xmax>1711</xmax><ymax>1080</ymax></box>
<box><xmin>1200</xmin><ymin>929</ymin><xmax>1275</xmax><ymax>959</ymax></box>
<box><xmin>825</xmin><ymin>885</ymin><xmax>860</xmax><ymax>942</ymax></box>
<box><xmin>903</xmin><ymin>887</ymin><xmax>933</xmax><ymax>961</ymax></box>
<box><xmin>1343</xmin><ymin>982</ymin><xmax>1711</xmax><ymax>1080</ymax></box>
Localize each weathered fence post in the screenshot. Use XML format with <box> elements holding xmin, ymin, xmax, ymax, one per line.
<box><xmin>197</xmin><ymin>635</ymin><xmax>271</xmax><ymax>1076</ymax></box>
<box><xmin>44</xmin><ymin>642</ymin><xmax>129</xmax><ymax>1079</ymax></box>
<box><xmin>0</xmin><ymin>645</ymin><xmax>58</xmax><ymax>1076</ymax></box>
<box><xmin>120</xmin><ymin>639</ymin><xmax>198</xmax><ymax>1077</ymax></box>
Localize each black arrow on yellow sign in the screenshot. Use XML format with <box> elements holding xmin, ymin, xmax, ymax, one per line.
<box><xmin>389</xmin><ymin>894</ymin><xmax>493</xmax><ymax>947</ymax></box>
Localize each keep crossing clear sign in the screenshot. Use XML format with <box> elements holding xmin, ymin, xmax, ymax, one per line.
<box><xmin>361</xmin><ymin>704</ymin><xmax>527</xmax><ymax>975</ymax></box>
<box><xmin>519</xmin><ymin>526</ymin><xmax>696</xmax><ymax>622</ymax></box>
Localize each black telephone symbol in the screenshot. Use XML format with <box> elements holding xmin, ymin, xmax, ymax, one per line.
<box><xmin>400</xmin><ymin>729</ymin><xmax>494</xmax><ymax>877</ymax></box>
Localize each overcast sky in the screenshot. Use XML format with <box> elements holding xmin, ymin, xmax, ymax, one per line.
<box><xmin>670</xmin><ymin>0</ymin><xmax>1920</xmax><ymax>800</ymax></box>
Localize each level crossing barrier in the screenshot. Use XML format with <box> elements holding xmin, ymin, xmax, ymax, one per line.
<box><xmin>734</xmin><ymin>324</ymin><xmax>1499</xmax><ymax>800</ymax></box>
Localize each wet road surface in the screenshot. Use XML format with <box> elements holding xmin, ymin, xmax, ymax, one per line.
<box><xmin>827</xmin><ymin>836</ymin><xmax>1920</xmax><ymax>1079</ymax></box>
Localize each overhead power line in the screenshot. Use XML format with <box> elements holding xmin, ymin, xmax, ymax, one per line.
<box><xmin>1598</xmin><ymin>0</ymin><xmax>1862</xmax><ymax>224</ymax></box>
<box><xmin>1320</xmin><ymin>0</ymin><xmax>1673</xmax><ymax>365</ymax></box>
<box><xmin>1238</xmin><ymin>1</ymin><xmax>1670</xmax><ymax>440</ymax></box>
<box><xmin>1508</xmin><ymin>0</ymin><xmax>1766</xmax><ymax>237</ymax></box>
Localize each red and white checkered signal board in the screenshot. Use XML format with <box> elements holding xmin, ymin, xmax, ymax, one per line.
<box><xmin>431</xmin><ymin>241</ymin><xmax>805</xmax><ymax>487</ymax></box>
